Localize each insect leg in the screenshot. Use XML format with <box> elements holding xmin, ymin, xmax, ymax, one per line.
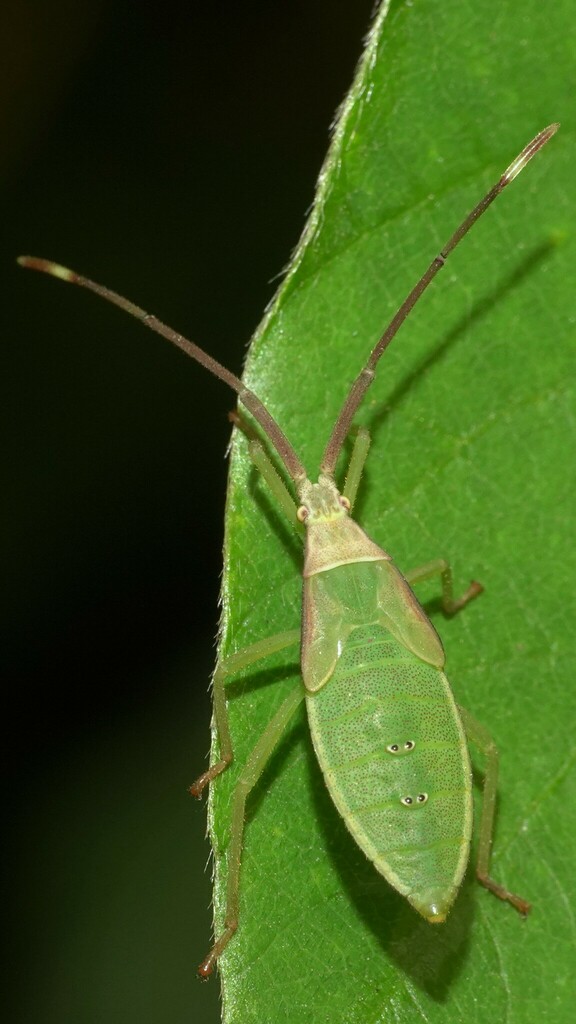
<box><xmin>457</xmin><ymin>704</ymin><xmax>531</xmax><ymax>916</ymax></box>
<box><xmin>249</xmin><ymin>439</ymin><xmax>301</xmax><ymax>526</ymax></box>
<box><xmin>404</xmin><ymin>558</ymin><xmax>483</xmax><ymax>614</ymax></box>
<box><xmin>198</xmin><ymin>681</ymin><xmax>305</xmax><ymax>977</ymax></box>
<box><xmin>189</xmin><ymin>630</ymin><xmax>300</xmax><ymax>798</ymax></box>
<box><xmin>230</xmin><ymin>410</ymin><xmax>301</xmax><ymax>526</ymax></box>
<box><xmin>342</xmin><ymin>427</ymin><xmax>371</xmax><ymax>511</ymax></box>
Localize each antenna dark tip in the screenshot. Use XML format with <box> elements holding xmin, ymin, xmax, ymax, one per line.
<box><xmin>501</xmin><ymin>123</ymin><xmax>560</xmax><ymax>186</ymax></box>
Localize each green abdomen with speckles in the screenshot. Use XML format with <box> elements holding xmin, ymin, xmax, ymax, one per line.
<box><xmin>305</xmin><ymin>621</ymin><xmax>472</xmax><ymax>920</ymax></box>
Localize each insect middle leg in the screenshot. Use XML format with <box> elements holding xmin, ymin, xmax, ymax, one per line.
<box><xmin>339</xmin><ymin>428</ymin><xmax>481</xmax><ymax>612</ymax></box>
<box><xmin>189</xmin><ymin>629</ymin><xmax>302</xmax><ymax>977</ymax></box>
<box><xmin>458</xmin><ymin>704</ymin><xmax>531</xmax><ymax>916</ymax></box>
<box><xmin>404</xmin><ymin>558</ymin><xmax>483</xmax><ymax>614</ymax></box>
<box><xmin>190</xmin><ymin>630</ymin><xmax>301</xmax><ymax>796</ymax></box>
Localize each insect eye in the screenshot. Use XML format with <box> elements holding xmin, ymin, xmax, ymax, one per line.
<box><xmin>404</xmin><ymin>740</ymin><xmax>415</xmax><ymax>751</ymax></box>
<box><xmin>386</xmin><ymin>743</ymin><xmax>400</xmax><ymax>753</ymax></box>
<box><xmin>400</xmin><ymin>796</ymin><xmax>413</xmax><ymax>806</ymax></box>
<box><xmin>296</xmin><ymin>505</ymin><xmax>309</xmax><ymax>523</ymax></box>
<box><xmin>339</xmin><ymin>495</ymin><xmax>351</xmax><ymax>511</ymax></box>
<box><xmin>416</xmin><ymin>793</ymin><xmax>428</xmax><ymax>804</ymax></box>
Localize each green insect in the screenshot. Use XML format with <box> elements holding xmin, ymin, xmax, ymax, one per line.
<box><xmin>19</xmin><ymin>123</ymin><xmax>557</xmax><ymax>978</ymax></box>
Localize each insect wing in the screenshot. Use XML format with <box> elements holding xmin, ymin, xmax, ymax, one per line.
<box><xmin>374</xmin><ymin>560</ymin><xmax>445</xmax><ymax>669</ymax></box>
<box><xmin>302</xmin><ymin>525</ymin><xmax>444</xmax><ymax>694</ymax></box>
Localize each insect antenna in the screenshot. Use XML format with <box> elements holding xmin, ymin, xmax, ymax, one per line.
<box><xmin>320</xmin><ymin>123</ymin><xmax>559</xmax><ymax>477</ymax></box>
<box><xmin>16</xmin><ymin>256</ymin><xmax>307</xmax><ymax>486</ymax></box>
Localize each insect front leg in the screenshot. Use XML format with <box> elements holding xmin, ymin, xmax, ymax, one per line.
<box><xmin>230</xmin><ymin>410</ymin><xmax>302</xmax><ymax>528</ymax></box>
<box><xmin>197</xmin><ymin>676</ymin><xmax>304</xmax><ymax>978</ymax></box>
<box><xmin>404</xmin><ymin>557</ymin><xmax>483</xmax><ymax>614</ymax></box>
<box><xmin>457</xmin><ymin>704</ymin><xmax>531</xmax><ymax>916</ymax></box>
<box><xmin>342</xmin><ymin>427</ymin><xmax>371</xmax><ymax>511</ymax></box>
<box><xmin>190</xmin><ymin>630</ymin><xmax>301</xmax><ymax>798</ymax></box>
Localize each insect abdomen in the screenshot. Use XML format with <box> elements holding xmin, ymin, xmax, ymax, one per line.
<box><xmin>305</xmin><ymin>623</ymin><xmax>472</xmax><ymax>921</ymax></box>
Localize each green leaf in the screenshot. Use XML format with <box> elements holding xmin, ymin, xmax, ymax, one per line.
<box><xmin>208</xmin><ymin>1</ymin><xmax>574</xmax><ymax>1020</ymax></box>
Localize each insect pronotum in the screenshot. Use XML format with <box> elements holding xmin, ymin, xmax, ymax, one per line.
<box><xmin>19</xmin><ymin>123</ymin><xmax>558</xmax><ymax>978</ymax></box>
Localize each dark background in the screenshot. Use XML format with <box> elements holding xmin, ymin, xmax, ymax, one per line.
<box><xmin>2</xmin><ymin>1</ymin><xmax>376</xmax><ymax>1021</ymax></box>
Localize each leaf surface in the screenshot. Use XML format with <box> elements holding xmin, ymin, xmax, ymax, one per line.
<box><xmin>209</xmin><ymin>2</ymin><xmax>575</xmax><ymax>1020</ymax></box>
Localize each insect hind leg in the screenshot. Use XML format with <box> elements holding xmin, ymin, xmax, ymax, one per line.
<box><xmin>198</xmin><ymin>682</ymin><xmax>304</xmax><ymax>977</ymax></box>
<box><xmin>458</xmin><ymin>704</ymin><xmax>531</xmax><ymax>917</ymax></box>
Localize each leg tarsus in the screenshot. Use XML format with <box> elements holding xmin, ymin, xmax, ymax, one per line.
<box><xmin>197</xmin><ymin>922</ymin><xmax>238</xmax><ymax>979</ymax></box>
<box><xmin>444</xmin><ymin>577</ymin><xmax>483</xmax><ymax>615</ymax></box>
<box><xmin>189</xmin><ymin>754</ymin><xmax>232</xmax><ymax>799</ymax></box>
<box><xmin>476</xmin><ymin>870</ymin><xmax>531</xmax><ymax>916</ymax></box>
